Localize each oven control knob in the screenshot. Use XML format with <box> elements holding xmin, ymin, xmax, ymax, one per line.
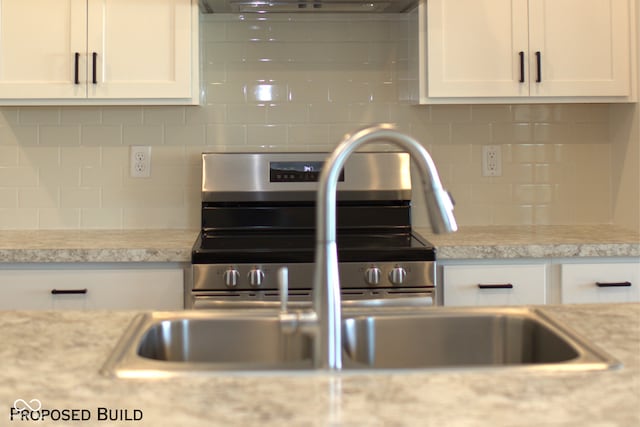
<box><xmin>248</xmin><ymin>268</ymin><xmax>265</xmax><ymax>287</ymax></box>
<box><xmin>388</xmin><ymin>266</ymin><xmax>407</xmax><ymax>286</ymax></box>
<box><xmin>364</xmin><ymin>266</ymin><xmax>382</xmax><ymax>285</ymax></box>
<box><xmin>223</xmin><ymin>268</ymin><xmax>240</xmax><ymax>288</ymax></box>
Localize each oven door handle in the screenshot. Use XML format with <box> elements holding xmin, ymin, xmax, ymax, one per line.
<box><xmin>191</xmin><ymin>295</ymin><xmax>434</xmax><ymax>310</ymax></box>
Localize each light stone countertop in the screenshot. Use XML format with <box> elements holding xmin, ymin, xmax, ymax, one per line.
<box><xmin>416</xmin><ymin>225</ymin><xmax>640</xmax><ymax>259</ymax></box>
<box><xmin>0</xmin><ymin>303</ymin><xmax>638</xmax><ymax>426</ymax></box>
<box><xmin>0</xmin><ymin>230</ymin><xmax>199</xmax><ymax>263</ymax></box>
<box><xmin>0</xmin><ymin>225</ymin><xmax>638</xmax><ymax>263</ymax></box>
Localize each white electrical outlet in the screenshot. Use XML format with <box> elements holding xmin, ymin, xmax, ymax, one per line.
<box><xmin>482</xmin><ymin>145</ymin><xmax>502</xmax><ymax>177</ymax></box>
<box><xmin>130</xmin><ymin>146</ymin><xmax>151</xmax><ymax>178</ymax></box>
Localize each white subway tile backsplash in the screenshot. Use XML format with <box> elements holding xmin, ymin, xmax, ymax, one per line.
<box><xmin>0</xmin><ymin>208</ymin><xmax>38</xmax><ymax>229</ymax></box>
<box><xmin>0</xmin><ymin>126</ymin><xmax>38</xmax><ymax>146</ymax></box>
<box><xmin>451</xmin><ymin>123</ymin><xmax>491</xmax><ymax>145</ymax></box>
<box><xmin>81</xmin><ymin>167</ymin><xmax>123</xmax><ymax>187</ymax></box>
<box><xmin>0</xmin><ymin>146</ymin><xmax>18</xmax><ymax>166</ymax></box>
<box><xmin>19</xmin><ymin>187</ymin><xmax>59</xmax><ymax>208</ymax></box>
<box><xmin>38</xmin><ymin>208</ymin><xmax>80</xmax><ymax>229</ymax></box>
<box><xmin>18</xmin><ymin>108</ymin><xmax>60</xmax><ymax>125</ymax></box>
<box><xmin>102</xmin><ymin>107</ymin><xmax>143</xmax><ymax>125</ymax></box>
<box><xmin>80</xmin><ymin>208</ymin><xmax>123</xmax><ymax>229</ymax></box>
<box><xmin>143</xmin><ymin>107</ymin><xmax>186</xmax><ymax>125</ymax></box>
<box><xmin>61</xmin><ymin>107</ymin><xmax>101</xmax><ymax>125</ymax></box>
<box><xmin>309</xmin><ymin>103</ymin><xmax>351</xmax><ymax>124</ymax></box>
<box><xmin>0</xmin><ymin>189</ymin><xmax>17</xmax><ymax>208</ymax></box>
<box><xmin>81</xmin><ymin>125</ymin><xmax>122</xmax><ymax>146</ymax></box>
<box><xmin>122</xmin><ymin>125</ymin><xmax>164</xmax><ymax>146</ymax></box>
<box><xmin>0</xmin><ymin>167</ymin><xmax>39</xmax><ymax>187</ymax></box>
<box><xmin>60</xmin><ymin>147</ymin><xmax>100</xmax><ymax>168</ymax></box>
<box><xmin>165</xmin><ymin>125</ymin><xmax>206</xmax><ymax>145</ymax></box>
<box><xmin>38</xmin><ymin>165</ymin><xmax>79</xmax><ymax>187</ymax></box>
<box><xmin>16</xmin><ymin>146</ymin><xmax>61</xmax><ymax>170</ymax></box>
<box><xmin>39</xmin><ymin>125</ymin><xmax>81</xmax><ymax>146</ymax></box>
<box><xmin>60</xmin><ymin>187</ymin><xmax>101</xmax><ymax>208</ymax></box>
<box><xmin>0</xmin><ymin>13</ymin><xmax>616</xmax><ymax>229</ymax></box>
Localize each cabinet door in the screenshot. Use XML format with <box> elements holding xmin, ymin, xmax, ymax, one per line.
<box><xmin>0</xmin><ymin>0</ymin><xmax>87</xmax><ymax>99</ymax></box>
<box><xmin>0</xmin><ymin>267</ymin><xmax>184</xmax><ymax>310</ymax></box>
<box><xmin>561</xmin><ymin>262</ymin><xmax>640</xmax><ymax>304</ymax></box>
<box><xmin>528</xmin><ymin>0</ymin><xmax>630</xmax><ymax>97</ymax></box>
<box><xmin>87</xmin><ymin>0</ymin><xmax>193</xmax><ymax>99</ymax></box>
<box><xmin>443</xmin><ymin>264</ymin><xmax>546</xmax><ymax>306</ymax></box>
<box><xmin>427</xmin><ymin>0</ymin><xmax>529</xmax><ymax>97</ymax></box>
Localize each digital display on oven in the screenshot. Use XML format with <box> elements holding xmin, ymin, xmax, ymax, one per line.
<box><xmin>269</xmin><ymin>161</ymin><xmax>344</xmax><ymax>183</ymax></box>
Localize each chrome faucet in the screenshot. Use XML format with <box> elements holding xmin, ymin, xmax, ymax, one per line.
<box><xmin>279</xmin><ymin>124</ymin><xmax>457</xmax><ymax>370</ymax></box>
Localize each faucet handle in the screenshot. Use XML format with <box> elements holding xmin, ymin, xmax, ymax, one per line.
<box><xmin>278</xmin><ymin>267</ymin><xmax>289</xmax><ymax>313</ymax></box>
<box><xmin>278</xmin><ymin>267</ymin><xmax>298</xmax><ymax>334</ymax></box>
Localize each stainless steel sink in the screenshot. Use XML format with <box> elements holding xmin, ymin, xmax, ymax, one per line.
<box><xmin>101</xmin><ymin>307</ymin><xmax>620</xmax><ymax>378</ymax></box>
<box><xmin>342</xmin><ymin>309</ymin><xmax>610</xmax><ymax>369</ymax></box>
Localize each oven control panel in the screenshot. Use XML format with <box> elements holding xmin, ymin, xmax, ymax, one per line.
<box><xmin>269</xmin><ymin>161</ymin><xmax>344</xmax><ymax>183</ymax></box>
<box><xmin>193</xmin><ymin>262</ymin><xmax>435</xmax><ymax>291</ymax></box>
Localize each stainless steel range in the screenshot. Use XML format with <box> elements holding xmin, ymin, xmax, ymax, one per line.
<box><xmin>188</xmin><ymin>151</ymin><xmax>437</xmax><ymax>309</ymax></box>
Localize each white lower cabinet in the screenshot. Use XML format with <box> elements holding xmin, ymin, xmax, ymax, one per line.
<box><xmin>561</xmin><ymin>262</ymin><xmax>640</xmax><ymax>304</ymax></box>
<box><xmin>443</xmin><ymin>264</ymin><xmax>546</xmax><ymax>307</ymax></box>
<box><xmin>0</xmin><ymin>265</ymin><xmax>184</xmax><ymax>310</ymax></box>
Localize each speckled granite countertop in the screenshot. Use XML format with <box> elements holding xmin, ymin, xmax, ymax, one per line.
<box><xmin>1</xmin><ymin>304</ymin><xmax>638</xmax><ymax>426</ymax></box>
<box><xmin>416</xmin><ymin>225</ymin><xmax>640</xmax><ymax>259</ymax></box>
<box><xmin>0</xmin><ymin>230</ymin><xmax>198</xmax><ymax>263</ymax></box>
<box><xmin>0</xmin><ymin>226</ymin><xmax>638</xmax><ymax>263</ymax></box>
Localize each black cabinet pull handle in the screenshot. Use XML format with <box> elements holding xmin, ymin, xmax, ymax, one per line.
<box><xmin>92</xmin><ymin>52</ymin><xmax>98</xmax><ymax>84</ymax></box>
<box><xmin>596</xmin><ymin>281</ymin><xmax>632</xmax><ymax>288</ymax></box>
<box><xmin>478</xmin><ymin>283</ymin><xmax>514</xmax><ymax>289</ymax></box>
<box><xmin>518</xmin><ymin>51</ymin><xmax>525</xmax><ymax>83</ymax></box>
<box><xmin>51</xmin><ymin>288</ymin><xmax>88</xmax><ymax>295</ymax></box>
<box><xmin>535</xmin><ymin>51</ymin><xmax>542</xmax><ymax>83</ymax></box>
<box><xmin>74</xmin><ymin>52</ymin><xmax>80</xmax><ymax>84</ymax></box>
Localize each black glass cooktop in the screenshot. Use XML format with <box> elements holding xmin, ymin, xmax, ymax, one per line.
<box><xmin>192</xmin><ymin>231</ymin><xmax>436</xmax><ymax>264</ymax></box>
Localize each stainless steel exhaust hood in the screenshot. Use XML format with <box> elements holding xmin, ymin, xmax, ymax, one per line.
<box><xmin>199</xmin><ymin>0</ymin><xmax>417</xmax><ymax>13</ymax></box>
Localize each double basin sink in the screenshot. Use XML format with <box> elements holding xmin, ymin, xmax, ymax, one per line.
<box><xmin>101</xmin><ymin>306</ymin><xmax>620</xmax><ymax>377</ymax></box>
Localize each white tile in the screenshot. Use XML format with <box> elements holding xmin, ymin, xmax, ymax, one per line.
<box><xmin>38</xmin><ymin>165</ymin><xmax>80</xmax><ymax>187</ymax></box>
<box><xmin>0</xmin><ymin>146</ymin><xmax>18</xmax><ymax>166</ymax></box>
<box><xmin>0</xmin><ymin>126</ymin><xmax>38</xmax><ymax>146</ymax></box>
<box><xmin>123</xmin><ymin>207</ymin><xmax>192</xmax><ymax>229</ymax></box>
<box><xmin>0</xmin><ymin>189</ymin><xmax>17</xmax><ymax>208</ymax></box>
<box><xmin>165</xmin><ymin>125</ymin><xmax>206</xmax><ymax>146</ymax></box>
<box><xmin>60</xmin><ymin>147</ymin><xmax>101</xmax><ymax>168</ymax></box>
<box><xmin>123</xmin><ymin>125</ymin><xmax>164</xmax><ymax>146</ymax></box>
<box><xmin>80</xmin><ymin>208</ymin><xmax>123</xmax><ymax>229</ymax></box>
<box><xmin>143</xmin><ymin>107</ymin><xmax>186</xmax><ymax>125</ymax></box>
<box><xmin>81</xmin><ymin>125</ymin><xmax>122</xmax><ymax>146</ymax></box>
<box><xmin>18</xmin><ymin>108</ymin><xmax>60</xmax><ymax>125</ymax></box>
<box><xmin>19</xmin><ymin>188</ymin><xmax>59</xmax><ymax>208</ymax></box>
<box><xmin>0</xmin><ymin>167</ymin><xmax>39</xmax><ymax>187</ymax></box>
<box><xmin>102</xmin><ymin>107</ymin><xmax>143</xmax><ymax>125</ymax></box>
<box><xmin>18</xmin><ymin>147</ymin><xmax>60</xmax><ymax>167</ymax></box>
<box><xmin>39</xmin><ymin>125</ymin><xmax>81</xmax><ymax>146</ymax></box>
<box><xmin>60</xmin><ymin>187</ymin><xmax>101</xmax><ymax>208</ymax></box>
<box><xmin>81</xmin><ymin>167</ymin><xmax>124</xmax><ymax>187</ymax></box>
<box><xmin>61</xmin><ymin>108</ymin><xmax>101</xmax><ymax>125</ymax></box>
<box><xmin>38</xmin><ymin>208</ymin><xmax>80</xmax><ymax>229</ymax></box>
<box><xmin>0</xmin><ymin>208</ymin><xmax>38</xmax><ymax>229</ymax></box>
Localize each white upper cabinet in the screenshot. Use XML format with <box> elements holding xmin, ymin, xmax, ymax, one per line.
<box><xmin>416</xmin><ymin>0</ymin><xmax>636</xmax><ymax>103</ymax></box>
<box><xmin>426</xmin><ymin>0</ymin><xmax>530</xmax><ymax>98</ymax></box>
<box><xmin>0</xmin><ymin>0</ymin><xmax>198</xmax><ymax>105</ymax></box>
<box><xmin>528</xmin><ymin>0</ymin><xmax>631</xmax><ymax>97</ymax></box>
<box><xmin>0</xmin><ymin>0</ymin><xmax>86</xmax><ymax>99</ymax></box>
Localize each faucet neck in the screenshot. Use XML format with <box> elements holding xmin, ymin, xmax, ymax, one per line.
<box><xmin>311</xmin><ymin>124</ymin><xmax>457</xmax><ymax>371</ymax></box>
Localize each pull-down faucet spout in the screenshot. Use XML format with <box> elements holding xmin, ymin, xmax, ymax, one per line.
<box><xmin>279</xmin><ymin>124</ymin><xmax>457</xmax><ymax>370</ymax></box>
